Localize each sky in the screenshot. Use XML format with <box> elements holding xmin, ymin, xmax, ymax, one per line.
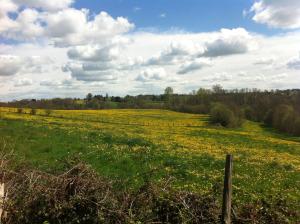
<box><xmin>0</xmin><ymin>0</ymin><xmax>300</xmax><ymax>100</ymax></box>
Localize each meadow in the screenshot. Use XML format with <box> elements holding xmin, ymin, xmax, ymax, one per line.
<box><xmin>0</xmin><ymin>107</ymin><xmax>299</xmax><ymax>209</ymax></box>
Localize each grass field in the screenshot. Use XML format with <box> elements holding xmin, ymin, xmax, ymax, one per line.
<box><xmin>0</xmin><ymin>107</ymin><xmax>299</xmax><ymax>208</ymax></box>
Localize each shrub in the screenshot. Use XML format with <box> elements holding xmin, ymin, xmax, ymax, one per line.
<box><xmin>210</xmin><ymin>103</ymin><xmax>242</xmax><ymax>128</ymax></box>
<box><xmin>294</xmin><ymin>118</ymin><xmax>300</xmax><ymax>136</ymax></box>
<box><xmin>44</xmin><ymin>109</ymin><xmax>52</xmax><ymax>116</ymax></box>
<box><xmin>0</xmin><ymin>157</ymin><xmax>298</xmax><ymax>224</ymax></box>
<box><xmin>30</xmin><ymin>108</ymin><xmax>37</xmax><ymax>115</ymax></box>
<box><xmin>263</xmin><ymin>109</ymin><xmax>274</xmax><ymax>126</ymax></box>
<box><xmin>17</xmin><ymin>108</ymin><xmax>23</xmax><ymax>114</ymax></box>
<box><xmin>272</xmin><ymin>104</ymin><xmax>300</xmax><ymax>135</ymax></box>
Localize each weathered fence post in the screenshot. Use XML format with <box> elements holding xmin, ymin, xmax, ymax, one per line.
<box><xmin>0</xmin><ymin>183</ymin><xmax>5</xmax><ymax>221</ymax></box>
<box><xmin>222</xmin><ymin>154</ymin><xmax>233</xmax><ymax>224</ymax></box>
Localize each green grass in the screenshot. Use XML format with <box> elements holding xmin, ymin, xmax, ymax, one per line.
<box><xmin>0</xmin><ymin>108</ymin><xmax>299</xmax><ymax>209</ymax></box>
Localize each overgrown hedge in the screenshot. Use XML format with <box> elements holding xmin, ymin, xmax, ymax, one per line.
<box><xmin>209</xmin><ymin>103</ymin><xmax>243</xmax><ymax>128</ymax></box>
<box><xmin>0</xmin><ymin>156</ymin><xmax>298</xmax><ymax>223</ymax></box>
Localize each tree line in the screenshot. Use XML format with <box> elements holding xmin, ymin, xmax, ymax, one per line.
<box><xmin>1</xmin><ymin>85</ymin><xmax>300</xmax><ymax>136</ymax></box>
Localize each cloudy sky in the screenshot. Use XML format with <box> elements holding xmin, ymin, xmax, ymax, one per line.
<box><xmin>0</xmin><ymin>0</ymin><xmax>300</xmax><ymax>100</ymax></box>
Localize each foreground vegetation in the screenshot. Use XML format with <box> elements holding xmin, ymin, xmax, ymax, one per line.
<box><xmin>0</xmin><ymin>107</ymin><xmax>299</xmax><ymax>220</ymax></box>
<box><xmin>1</xmin><ymin>155</ymin><xmax>298</xmax><ymax>224</ymax></box>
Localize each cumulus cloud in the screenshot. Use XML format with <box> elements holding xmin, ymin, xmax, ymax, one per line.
<box><xmin>62</xmin><ymin>62</ymin><xmax>118</xmax><ymax>82</ymax></box>
<box><xmin>67</xmin><ymin>45</ymin><xmax>120</xmax><ymax>62</ymax></box>
<box><xmin>254</xmin><ymin>57</ymin><xmax>275</xmax><ymax>65</ymax></box>
<box><xmin>40</xmin><ymin>80</ymin><xmax>60</xmax><ymax>86</ymax></box>
<box><xmin>0</xmin><ymin>55</ymin><xmax>52</xmax><ymax>76</ymax></box>
<box><xmin>146</xmin><ymin>42</ymin><xmax>205</xmax><ymax>66</ymax></box>
<box><xmin>287</xmin><ymin>53</ymin><xmax>300</xmax><ymax>70</ymax></box>
<box><xmin>14</xmin><ymin>78</ymin><xmax>33</xmax><ymax>87</ymax></box>
<box><xmin>1</xmin><ymin>0</ymin><xmax>300</xmax><ymax>99</ymax></box>
<box><xmin>0</xmin><ymin>0</ymin><xmax>18</xmax><ymax>16</ymax></box>
<box><xmin>237</xmin><ymin>71</ymin><xmax>248</xmax><ymax>77</ymax></box>
<box><xmin>0</xmin><ymin>55</ymin><xmax>24</xmax><ymax>76</ymax></box>
<box><xmin>250</xmin><ymin>0</ymin><xmax>300</xmax><ymax>29</ymax></box>
<box><xmin>201</xmin><ymin>72</ymin><xmax>233</xmax><ymax>82</ymax></box>
<box><xmin>177</xmin><ymin>59</ymin><xmax>212</xmax><ymax>74</ymax></box>
<box><xmin>0</xmin><ymin>3</ymin><xmax>134</xmax><ymax>46</ymax></box>
<box><xmin>14</xmin><ymin>8</ymin><xmax>44</xmax><ymax>40</ymax></box>
<box><xmin>202</xmin><ymin>28</ymin><xmax>256</xmax><ymax>57</ymax></box>
<box><xmin>145</xmin><ymin>28</ymin><xmax>256</xmax><ymax>67</ymax></box>
<box><xmin>40</xmin><ymin>78</ymin><xmax>76</xmax><ymax>87</ymax></box>
<box><xmin>44</xmin><ymin>10</ymin><xmax>134</xmax><ymax>47</ymax></box>
<box><xmin>135</xmin><ymin>68</ymin><xmax>167</xmax><ymax>82</ymax></box>
<box><xmin>0</xmin><ymin>0</ymin><xmax>18</xmax><ymax>33</ymax></box>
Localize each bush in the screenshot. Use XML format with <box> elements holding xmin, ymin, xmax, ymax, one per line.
<box><xmin>271</xmin><ymin>104</ymin><xmax>300</xmax><ymax>136</ymax></box>
<box><xmin>263</xmin><ymin>109</ymin><xmax>274</xmax><ymax>126</ymax></box>
<box><xmin>243</xmin><ymin>106</ymin><xmax>255</xmax><ymax>121</ymax></box>
<box><xmin>29</xmin><ymin>108</ymin><xmax>37</xmax><ymax>115</ymax></box>
<box><xmin>44</xmin><ymin>109</ymin><xmax>52</xmax><ymax>116</ymax></box>
<box><xmin>294</xmin><ymin>118</ymin><xmax>300</xmax><ymax>136</ymax></box>
<box><xmin>0</xmin><ymin>157</ymin><xmax>298</xmax><ymax>224</ymax></box>
<box><xmin>210</xmin><ymin>103</ymin><xmax>242</xmax><ymax>128</ymax></box>
<box><xmin>17</xmin><ymin>108</ymin><xmax>23</xmax><ymax>114</ymax></box>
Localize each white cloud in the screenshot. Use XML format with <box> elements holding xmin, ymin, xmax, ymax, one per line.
<box><xmin>0</xmin><ymin>0</ymin><xmax>18</xmax><ymax>15</ymax></box>
<box><xmin>135</xmin><ymin>68</ymin><xmax>167</xmax><ymax>82</ymax></box>
<box><xmin>144</xmin><ymin>28</ymin><xmax>256</xmax><ymax>67</ymax></box>
<box><xmin>14</xmin><ymin>78</ymin><xmax>33</xmax><ymax>87</ymax></box>
<box><xmin>287</xmin><ymin>53</ymin><xmax>300</xmax><ymax>70</ymax></box>
<box><xmin>1</xmin><ymin>0</ymin><xmax>300</xmax><ymax>100</ymax></box>
<box><xmin>67</xmin><ymin>45</ymin><xmax>120</xmax><ymax>62</ymax></box>
<box><xmin>273</xmin><ymin>73</ymin><xmax>288</xmax><ymax>79</ymax></box>
<box><xmin>40</xmin><ymin>78</ymin><xmax>76</xmax><ymax>87</ymax></box>
<box><xmin>62</xmin><ymin>62</ymin><xmax>119</xmax><ymax>82</ymax></box>
<box><xmin>0</xmin><ymin>54</ymin><xmax>53</xmax><ymax>76</ymax></box>
<box><xmin>0</xmin><ymin>4</ymin><xmax>134</xmax><ymax>46</ymax></box>
<box><xmin>0</xmin><ymin>55</ymin><xmax>24</xmax><ymax>76</ymax></box>
<box><xmin>202</xmin><ymin>72</ymin><xmax>233</xmax><ymax>82</ymax></box>
<box><xmin>40</xmin><ymin>80</ymin><xmax>60</xmax><ymax>86</ymax></box>
<box><xmin>15</xmin><ymin>8</ymin><xmax>44</xmax><ymax>40</ymax></box>
<box><xmin>44</xmin><ymin>10</ymin><xmax>134</xmax><ymax>47</ymax></box>
<box><xmin>45</xmin><ymin>8</ymin><xmax>87</xmax><ymax>39</ymax></box>
<box><xmin>202</xmin><ymin>28</ymin><xmax>256</xmax><ymax>57</ymax></box>
<box><xmin>250</xmin><ymin>0</ymin><xmax>300</xmax><ymax>29</ymax></box>
<box><xmin>254</xmin><ymin>57</ymin><xmax>275</xmax><ymax>65</ymax></box>
<box><xmin>146</xmin><ymin>41</ymin><xmax>204</xmax><ymax>65</ymax></box>
<box><xmin>0</xmin><ymin>8</ymin><xmax>44</xmax><ymax>41</ymax></box>
<box><xmin>0</xmin><ymin>0</ymin><xmax>18</xmax><ymax>33</ymax></box>
<box><xmin>237</xmin><ymin>71</ymin><xmax>247</xmax><ymax>77</ymax></box>
<box><xmin>177</xmin><ymin>59</ymin><xmax>212</xmax><ymax>74</ymax></box>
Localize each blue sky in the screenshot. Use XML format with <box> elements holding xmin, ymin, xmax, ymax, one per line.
<box><xmin>1</xmin><ymin>0</ymin><xmax>300</xmax><ymax>100</ymax></box>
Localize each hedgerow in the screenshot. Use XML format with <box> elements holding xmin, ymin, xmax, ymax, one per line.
<box><xmin>0</xmin><ymin>152</ymin><xmax>298</xmax><ymax>224</ymax></box>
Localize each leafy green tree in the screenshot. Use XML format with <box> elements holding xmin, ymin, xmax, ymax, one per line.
<box><xmin>212</xmin><ymin>84</ymin><xmax>224</xmax><ymax>94</ymax></box>
<box><xmin>164</xmin><ymin>87</ymin><xmax>174</xmax><ymax>95</ymax></box>
<box><xmin>86</xmin><ymin>93</ymin><xmax>93</xmax><ymax>101</ymax></box>
<box><xmin>197</xmin><ymin>88</ymin><xmax>210</xmax><ymax>96</ymax></box>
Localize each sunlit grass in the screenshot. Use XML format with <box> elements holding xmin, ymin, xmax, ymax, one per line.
<box><xmin>0</xmin><ymin>107</ymin><xmax>299</xmax><ymax>207</ymax></box>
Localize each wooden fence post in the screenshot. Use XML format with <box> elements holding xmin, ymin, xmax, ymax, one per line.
<box><xmin>222</xmin><ymin>154</ymin><xmax>233</xmax><ymax>224</ymax></box>
<box><xmin>0</xmin><ymin>183</ymin><xmax>5</xmax><ymax>221</ymax></box>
